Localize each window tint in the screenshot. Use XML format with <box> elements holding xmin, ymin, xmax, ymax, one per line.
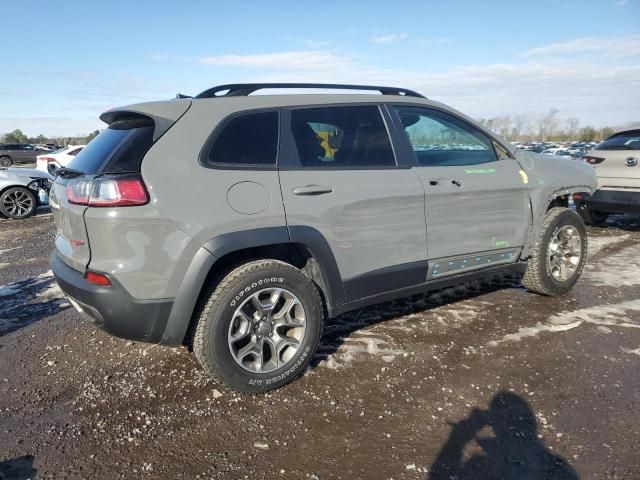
<box><xmin>595</xmin><ymin>132</ymin><xmax>640</xmax><ymax>151</ymax></box>
<box><xmin>68</xmin><ymin>148</ymin><xmax>83</xmax><ymax>156</ymax></box>
<box><xmin>393</xmin><ymin>106</ymin><xmax>497</xmax><ymax>166</ymax></box>
<box><xmin>206</xmin><ymin>111</ymin><xmax>278</xmax><ymax>166</ymax></box>
<box><xmin>69</xmin><ymin>118</ymin><xmax>154</xmax><ymax>174</ymax></box>
<box><xmin>291</xmin><ymin>105</ymin><xmax>395</xmax><ymax>168</ymax></box>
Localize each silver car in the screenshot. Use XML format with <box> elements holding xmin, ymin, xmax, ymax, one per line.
<box><xmin>0</xmin><ymin>168</ymin><xmax>52</xmax><ymax>219</ymax></box>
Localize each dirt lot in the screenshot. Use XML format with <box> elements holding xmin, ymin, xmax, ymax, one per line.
<box><xmin>0</xmin><ymin>209</ymin><xmax>639</xmax><ymax>479</ymax></box>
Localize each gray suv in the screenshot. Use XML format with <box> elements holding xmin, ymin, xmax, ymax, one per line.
<box><xmin>50</xmin><ymin>83</ymin><xmax>597</xmax><ymax>392</ymax></box>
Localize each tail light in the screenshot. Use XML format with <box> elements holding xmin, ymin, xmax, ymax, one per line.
<box><xmin>67</xmin><ymin>175</ymin><xmax>149</xmax><ymax>207</ymax></box>
<box><xmin>583</xmin><ymin>156</ymin><xmax>605</xmax><ymax>165</ymax></box>
<box><xmin>40</xmin><ymin>157</ymin><xmax>56</xmax><ymax>163</ymax></box>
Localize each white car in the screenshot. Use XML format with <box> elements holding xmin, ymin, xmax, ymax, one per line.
<box><xmin>542</xmin><ymin>148</ymin><xmax>573</xmax><ymax>157</ymax></box>
<box><xmin>36</xmin><ymin>145</ymin><xmax>85</xmax><ymax>174</ymax></box>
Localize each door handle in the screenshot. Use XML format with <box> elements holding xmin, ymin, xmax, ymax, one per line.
<box><xmin>451</xmin><ymin>180</ymin><xmax>462</xmax><ymax>187</ymax></box>
<box><xmin>292</xmin><ymin>185</ymin><xmax>333</xmax><ymax>196</ymax></box>
<box><xmin>429</xmin><ymin>180</ymin><xmax>439</xmax><ymax>186</ymax></box>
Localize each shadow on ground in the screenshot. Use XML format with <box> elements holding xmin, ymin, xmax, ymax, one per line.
<box><xmin>311</xmin><ymin>272</ymin><xmax>522</xmax><ymax>368</ymax></box>
<box><xmin>0</xmin><ymin>455</ymin><xmax>37</xmax><ymax>480</ymax></box>
<box><xmin>0</xmin><ymin>272</ymin><xmax>69</xmax><ymax>337</ymax></box>
<box><xmin>428</xmin><ymin>391</ymin><xmax>579</xmax><ymax>480</ymax></box>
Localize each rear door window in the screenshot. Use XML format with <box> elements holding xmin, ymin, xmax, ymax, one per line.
<box><xmin>68</xmin><ymin>118</ymin><xmax>154</xmax><ymax>174</ymax></box>
<box><xmin>290</xmin><ymin>105</ymin><xmax>395</xmax><ymax>168</ymax></box>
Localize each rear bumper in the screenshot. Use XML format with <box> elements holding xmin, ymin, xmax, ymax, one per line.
<box><xmin>582</xmin><ymin>189</ymin><xmax>640</xmax><ymax>214</ymax></box>
<box><xmin>50</xmin><ymin>250</ymin><xmax>174</xmax><ymax>344</ymax></box>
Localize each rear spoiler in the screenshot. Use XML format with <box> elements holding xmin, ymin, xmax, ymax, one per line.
<box><xmin>100</xmin><ymin>99</ymin><xmax>192</xmax><ymax>141</ymax></box>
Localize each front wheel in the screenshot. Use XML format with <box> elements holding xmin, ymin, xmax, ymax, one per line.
<box><xmin>522</xmin><ymin>207</ymin><xmax>587</xmax><ymax>296</ymax></box>
<box><xmin>192</xmin><ymin>259</ymin><xmax>323</xmax><ymax>393</ymax></box>
<box><xmin>0</xmin><ymin>187</ymin><xmax>37</xmax><ymax>219</ymax></box>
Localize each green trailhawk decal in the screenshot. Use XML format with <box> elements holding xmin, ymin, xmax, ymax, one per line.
<box><xmin>464</xmin><ymin>168</ymin><xmax>496</xmax><ymax>174</ymax></box>
<box><xmin>494</xmin><ymin>240</ymin><xmax>509</xmax><ymax>247</ymax></box>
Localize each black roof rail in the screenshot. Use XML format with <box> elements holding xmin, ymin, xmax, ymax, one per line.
<box><xmin>194</xmin><ymin>83</ymin><xmax>426</xmax><ymax>99</ymax></box>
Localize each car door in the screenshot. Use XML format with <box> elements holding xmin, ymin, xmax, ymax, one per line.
<box><xmin>278</xmin><ymin>104</ymin><xmax>427</xmax><ymax>303</ymax></box>
<box><xmin>389</xmin><ymin>105</ymin><xmax>529</xmax><ymax>277</ymax></box>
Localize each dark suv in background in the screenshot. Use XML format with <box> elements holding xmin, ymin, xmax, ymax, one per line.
<box><xmin>0</xmin><ymin>144</ymin><xmax>48</xmax><ymax>167</ymax></box>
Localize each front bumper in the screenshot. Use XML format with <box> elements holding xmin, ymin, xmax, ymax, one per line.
<box><xmin>582</xmin><ymin>189</ymin><xmax>640</xmax><ymax>214</ymax></box>
<box><xmin>50</xmin><ymin>250</ymin><xmax>174</xmax><ymax>344</ymax></box>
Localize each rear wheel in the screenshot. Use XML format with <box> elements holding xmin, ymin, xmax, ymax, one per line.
<box><xmin>522</xmin><ymin>207</ymin><xmax>587</xmax><ymax>296</ymax></box>
<box><xmin>0</xmin><ymin>187</ymin><xmax>37</xmax><ymax>219</ymax></box>
<box><xmin>193</xmin><ymin>259</ymin><xmax>323</xmax><ymax>393</ymax></box>
<box><xmin>0</xmin><ymin>156</ymin><xmax>12</xmax><ymax>167</ymax></box>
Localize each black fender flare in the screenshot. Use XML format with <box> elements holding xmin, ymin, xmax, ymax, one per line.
<box><xmin>160</xmin><ymin>226</ymin><xmax>344</xmax><ymax>345</ymax></box>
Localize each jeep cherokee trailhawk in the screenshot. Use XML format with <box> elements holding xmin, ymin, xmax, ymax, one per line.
<box><xmin>50</xmin><ymin>83</ymin><xmax>597</xmax><ymax>392</ymax></box>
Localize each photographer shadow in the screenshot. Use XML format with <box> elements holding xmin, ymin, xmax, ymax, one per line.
<box><xmin>0</xmin><ymin>455</ymin><xmax>37</xmax><ymax>480</ymax></box>
<box><xmin>428</xmin><ymin>391</ymin><xmax>579</xmax><ymax>480</ymax></box>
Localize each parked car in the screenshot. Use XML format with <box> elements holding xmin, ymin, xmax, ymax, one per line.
<box><xmin>542</xmin><ymin>148</ymin><xmax>573</xmax><ymax>157</ymax></box>
<box><xmin>0</xmin><ymin>167</ymin><xmax>52</xmax><ymax>218</ymax></box>
<box><xmin>36</xmin><ymin>145</ymin><xmax>86</xmax><ymax>174</ymax></box>
<box><xmin>575</xmin><ymin>129</ymin><xmax>640</xmax><ymax>224</ymax></box>
<box><xmin>0</xmin><ymin>144</ymin><xmax>49</xmax><ymax>167</ymax></box>
<box><xmin>49</xmin><ymin>82</ymin><xmax>597</xmax><ymax>392</ymax></box>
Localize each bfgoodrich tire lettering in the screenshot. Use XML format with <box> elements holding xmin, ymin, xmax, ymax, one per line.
<box><xmin>522</xmin><ymin>207</ymin><xmax>587</xmax><ymax>296</ymax></box>
<box><xmin>192</xmin><ymin>259</ymin><xmax>323</xmax><ymax>393</ymax></box>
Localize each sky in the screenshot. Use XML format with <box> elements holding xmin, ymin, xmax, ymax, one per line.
<box><xmin>1</xmin><ymin>0</ymin><xmax>639</xmax><ymax>137</ymax></box>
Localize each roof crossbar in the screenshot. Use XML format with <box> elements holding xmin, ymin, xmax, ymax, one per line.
<box><xmin>193</xmin><ymin>83</ymin><xmax>426</xmax><ymax>99</ymax></box>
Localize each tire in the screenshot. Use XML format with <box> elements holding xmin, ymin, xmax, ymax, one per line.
<box><xmin>0</xmin><ymin>156</ymin><xmax>12</xmax><ymax>167</ymax></box>
<box><xmin>0</xmin><ymin>187</ymin><xmax>37</xmax><ymax>219</ymax></box>
<box><xmin>522</xmin><ymin>207</ymin><xmax>588</xmax><ymax>296</ymax></box>
<box><xmin>575</xmin><ymin>202</ymin><xmax>608</xmax><ymax>226</ymax></box>
<box><xmin>193</xmin><ymin>259</ymin><xmax>323</xmax><ymax>393</ymax></box>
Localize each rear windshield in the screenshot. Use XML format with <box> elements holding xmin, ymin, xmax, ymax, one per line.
<box><xmin>595</xmin><ymin>133</ymin><xmax>640</xmax><ymax>151</ymax></box>
<box><xmin>68</xmin><ymin>118</ymin><xmax>154</xmax><ymax>174</ymax></box>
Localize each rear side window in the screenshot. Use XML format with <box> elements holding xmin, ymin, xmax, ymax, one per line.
<box><xmin>596</xmin><ymin>132</ymin><xmax>640</xmax><ymax>151</ymax></box>
<box><xmin>68</xmin><ymin>117</ymin><xmax>154</xmax><ymax>174</ymax></box>
<box><xmin>205</xmin><ymin>111</ymin><xmax>278</xmax><ymax>166</ymax></box>
<box><xmin>290</xmin><ymin>105</ymin><xmax>395</xmax><ymax>168</ymax></box>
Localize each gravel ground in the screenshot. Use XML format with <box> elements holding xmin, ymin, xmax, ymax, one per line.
<box><xmin>0</xmin><ymin>209</ymin><xmax>639</xmax><ymax>479</ymax></box>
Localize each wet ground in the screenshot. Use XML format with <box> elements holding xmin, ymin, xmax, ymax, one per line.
<box><xmin>0</xmin><ymin>210</ymin><xmax>639</xmax><ymax>479</ymax></box>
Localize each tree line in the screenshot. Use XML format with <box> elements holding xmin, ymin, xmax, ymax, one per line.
<box><xmin>477</xmin><ymin>109</ymin><xmax>639</xmax><ymax>143</ymax></box>
<box><xmin>1</xmin><ymin>129</ymin><xmax>101</xmax><ymax>146</ymax></box>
